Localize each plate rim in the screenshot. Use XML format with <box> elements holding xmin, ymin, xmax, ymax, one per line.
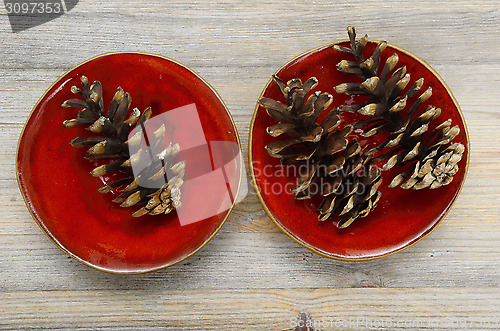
<box><xmin>248</xmin><ymin>39</ymin><xmax>470</xmax><ymax>261</ymax></box>
<box><xmin>16</xmin><ymin>51</ymin><xmax>243</xmax><ymax>274</ymax></box>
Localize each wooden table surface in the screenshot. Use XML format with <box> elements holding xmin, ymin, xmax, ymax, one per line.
<box><xmin>1</xmin><ymin>1</ymin><xmax>499</xmax><ymax>330</ymax></box>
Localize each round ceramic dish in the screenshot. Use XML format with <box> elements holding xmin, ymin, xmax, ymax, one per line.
<box><xmin>17</xmin><ymin>52</ymin><xmax>242</xmax><ymax>273</ymax></box>
<box><xmin>249</xmin><ymin>40</ymin><xmax>469</xmax><ymax>261</ymax></box>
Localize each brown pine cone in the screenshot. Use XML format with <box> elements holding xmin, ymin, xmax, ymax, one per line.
<box><xmin>259</xmin><ymin>76</ymin><xmax>382</xmax><ymax>228</ymax></box>
<box><xmin>334</xmin><ymin>27</ymin><xmax>465</xmax><ymax>190</ymax></box>
<box><xmin>62</xmin><ymin>76</ymin><xmax>185</xmax><ymax>217</ymax></box>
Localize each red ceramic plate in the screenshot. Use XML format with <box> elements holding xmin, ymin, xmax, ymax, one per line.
<box><xmin>250</xmin><ymin>41</ymin><xmax>469</xmax><ymax>260</ymax></box>
<box><xmin>17</xmin><ymin>52</ymin><xmax>242</xmax><ymax>273</ymax></box>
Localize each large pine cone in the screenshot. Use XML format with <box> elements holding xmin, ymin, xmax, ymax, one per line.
<box><xmin>259</xmin><ymin>76</ymin><xmax>381</xmax><ymax>228</ymax></box>
<box><xmin>333</xmin><ymin>27</ymin><xmax>465</xmax><ymax>190</ymax></box>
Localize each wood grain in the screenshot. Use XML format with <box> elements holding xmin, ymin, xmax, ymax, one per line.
<box><xmin>1</xmin><ymin>0</ymin><xmax>499</xmax><ymax>329</ymax></box>
<box><xmin>1</xmin><ymin>288</ymin><xmax>499</xmax><ymax>330</ymax></box>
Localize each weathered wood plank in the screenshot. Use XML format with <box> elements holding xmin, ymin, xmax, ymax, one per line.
<box><xmin>1</xmin><ymin>225</ymin><xmax>499</xmax><ymax>292</ymax></box>
<box><xmin>0</xmin><ymin>288</ymin><xmax>499</xmax><ymax>330</ymax></box>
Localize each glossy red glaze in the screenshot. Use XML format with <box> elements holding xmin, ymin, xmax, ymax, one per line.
<box><xmin>250</xmin><ymin>42</ymin><xmax>469</xmax><ymax>260</ymax></box>
<box><xmin>17</xmin><ymin>53</ymin><xmax>241</xmax><ymax>273</ymax></box>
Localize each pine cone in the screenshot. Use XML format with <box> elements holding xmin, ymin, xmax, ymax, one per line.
<box><xmin>259</xmin><ymin>76</ymin><xmax>382</xmax><ymax>228</ymax></box>
<box><xmin>62</xmin><ymin>76</ymin><xmax>185</xmax><ymax>217</ymax></box>
<box><xmin>333</xmin><ymin>27</ymin><xmax>465</xmax><ymax>189</ymax></box>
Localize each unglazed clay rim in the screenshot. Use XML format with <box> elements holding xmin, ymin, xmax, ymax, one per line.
<box><xmin>16</xmin><ymin>51</ymin><xmax>243</xmax><ymax>274</ymax></box>
<box><xmin>248</xmin><ymin>39</ymin><xmax>470</xmax><ymax>261</ymax></box>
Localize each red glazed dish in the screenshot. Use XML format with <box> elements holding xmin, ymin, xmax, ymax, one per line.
<box><xmin>17</xmin><ymin>52</ymin><xmax>242</xmax><ymax>273</ymax></box>
<box><xmin>250</xmin><ymin>41</ymin><xmax>469</xmax><ymax>260</ymax></box>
